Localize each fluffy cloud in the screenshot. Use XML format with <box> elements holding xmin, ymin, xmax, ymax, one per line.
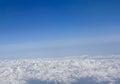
<box><xmin>0</xmin><ymin>57</ymin><xmax>120</xmax><ymax>84</ymax></box>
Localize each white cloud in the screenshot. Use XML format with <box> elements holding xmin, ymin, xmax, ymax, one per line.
<box><xmin>0</xmin><ymin>57</ymin><xmax>120</xmax><ymax>84</ymax></box>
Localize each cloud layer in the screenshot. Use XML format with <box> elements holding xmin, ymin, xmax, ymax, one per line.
<box><xmin>0</xmin><ymin>56</ymin><xmax>120</xmax><ymax>84</ymax></box>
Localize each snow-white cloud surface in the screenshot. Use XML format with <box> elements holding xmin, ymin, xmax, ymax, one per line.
<box><xmin>0</xmin><ymin>57</ymin><xmax>120</xmax><ymax>84</ymax></box>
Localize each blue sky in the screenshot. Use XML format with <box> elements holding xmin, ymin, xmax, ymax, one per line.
<box><xmin>0</xmin><ymin>0</ymin><xmax>120</xmax><ymax>58</ymax></box>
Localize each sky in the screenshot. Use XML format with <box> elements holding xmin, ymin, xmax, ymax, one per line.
<box><xmin>0</xmin><ymin>0</ymin><xmax>120</xmax><ymax>59</ymax></box>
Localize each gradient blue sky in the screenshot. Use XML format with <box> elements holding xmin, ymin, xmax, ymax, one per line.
<box><xmin>0</xmin><ymin>0</ymin><xmax>120</xmax><ymax>59</ymax></box>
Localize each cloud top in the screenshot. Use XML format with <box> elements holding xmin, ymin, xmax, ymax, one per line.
<box><xmin>0</xmin><ymin>57</ymin><xmax>120</xmax><ymax>84</ymax></box>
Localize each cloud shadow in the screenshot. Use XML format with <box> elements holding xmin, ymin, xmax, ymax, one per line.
<box><xmin>26</xmin><ymin>77</ymin><xmax>120</xmax><ymax>84</ymax></box>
